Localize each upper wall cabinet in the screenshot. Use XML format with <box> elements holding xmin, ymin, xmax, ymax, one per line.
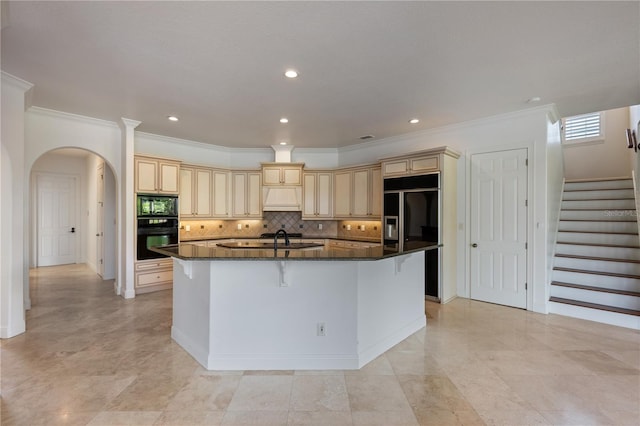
<box><xmin>232</xmin><ymin>171</ymin><xmax>262</xmax><ymax>218</ymax></box>
<box><xmin>212</xmin><ymin>170</ymin><xmax>231</xmax><ymax>218</ymax></box>
<box><xmin>180</xmin><ymin>166</ymin><xmax>212</xmax><ymax>217</ymax></box>
<box><xmin>261</xmin><ymin>163</ymin><xmax>304</xmax><ymax>186</ymax></box>
<box><xmin>381</xmin><ymin>153</ymin><xmax>439</xmax><ymax>177</ymax></box>
<box><xmin>135</xmin><ymin>155</ymin><xmax>181</xmax><ymax>194</ymax></box>
<box><xmin>334</xmin><ymin>165</ymin><xmax>381</xmax><ymax>219</ymax></box>
<box><xmin>302</xmin><ymin>171</ymin><xmax>333</xmax><ymax>219</ymax></box>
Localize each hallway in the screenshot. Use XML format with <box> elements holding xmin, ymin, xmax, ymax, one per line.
<box><xmin>1</xmin><ymin>265</ymin><xmax>639</xmax><ymax>425</ymax></box>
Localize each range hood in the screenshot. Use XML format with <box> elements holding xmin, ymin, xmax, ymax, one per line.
<box><xmin>262</xmin><ymin>186</ymin><xmax>302</xmax><ymax>211</ymax></box>
<box><xmin>262</xmin><ymin>144</ymin><xmax>302</xmax><ymax>211</ymax></box>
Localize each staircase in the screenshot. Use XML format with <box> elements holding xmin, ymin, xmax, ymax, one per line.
<box><xmin>549</xmin><ymin>178</ymin><xmax>640</xmax><ymax>329</ymax></box>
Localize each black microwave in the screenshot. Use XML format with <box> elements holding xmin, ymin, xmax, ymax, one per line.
<box><xmin>136</xmin><ymin>194</ymin><xmax>178</xmax><ymax>217</ymax></box>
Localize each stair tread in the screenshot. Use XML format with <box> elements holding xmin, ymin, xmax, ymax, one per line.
<box><xmin>556</xmin><ymin>241</ymin><xmax>640</xmax><ymax>249</ymax></box>
<box><xmin>564</xmin><ymin>188</ymin><xmax>634</xmax><ymax>192</ymax></box>
<box><xmin>562</xmin><ymin>198</ymin><xmax>636</xmax><ymax>201</ymax></box>
<box><xmin>559</xmin><ymin>219</ymin><xmax>637</xmax><ymax>222</ymax></box>
<box><xmin>565</xmin><ymin>178</ymin><xmax>632</xmax><ymax>182</ymax></box>
<box><xmin>561</xmin><ymin>208</ymin><xmax>636</xmax><ymax>211</ymax></box>
<box><xmin>553</xmin><ymin>266</ymin><xmax>640</xmax><ymax>280</ymax></box>
<box><xmin>549</xmin><ymin>297</ymin><xmax>640</xmax><ymax>316</ymax></box>
<box><xmin>558</xmin><ymin>230</ymin><xmax>638</xmax><ymax>235</ymax></box>
<box><xmin>551</xmin><ymin>281</ymin><xmax>640</xmax><ymax>297</ymax></box>
<box><xmin>555</xmin><ymin>253</ymin><xmax>640</xmax><ymax>264</ymax></box>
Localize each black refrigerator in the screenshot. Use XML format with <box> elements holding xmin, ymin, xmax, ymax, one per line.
<box><xmin>382</xmin><ymin>173</ymin><xmax>441</xmax><ymax>301</ymax></box>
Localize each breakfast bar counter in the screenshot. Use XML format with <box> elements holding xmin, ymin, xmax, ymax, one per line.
<box><xmin>151</xmin><ymin>243</ymin><xmax>433</xmax><ymax>371</ymax></box>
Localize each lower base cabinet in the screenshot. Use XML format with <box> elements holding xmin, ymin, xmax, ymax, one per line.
<box><xmin>135</xmin><ymin>259</ymin><xmax>173</xmax><ymax>294</ymax></box>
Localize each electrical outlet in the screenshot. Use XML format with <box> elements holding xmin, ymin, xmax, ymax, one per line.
<box><xmin>237</xmin><ymin>224</ymin><xmax>242</xmax><ymax>230</ymax></box>
<box><xmin>361</xmin><ymin>225</ymin><xmax>366</xmax><ymax>231</ymax></box>
<box><xmin>317</xmin><ymin>322</ymin><xmax>326</xmax><ymax>336</ymax></box>
<box><xmin>318</xmin><ymin>223</ymin><xmax>323</xmax><ymax>230</ymax></box>
<box><xmin>185</xmin><ymin>225</ymin><xmax>191</xmax><ymax>232</ymax></box>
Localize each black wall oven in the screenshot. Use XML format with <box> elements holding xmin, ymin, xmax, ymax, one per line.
<box><xmin>136</xmin><ymin>195</ymin><xmax>179</xmax><ymax>260</ymax></box>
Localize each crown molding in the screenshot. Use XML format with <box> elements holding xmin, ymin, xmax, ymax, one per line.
<box><xmin>1</xmin><ymin>71</ymin><xmax>33</xmax><ymax>92</ymax></box>
<box><xmin>135</xmin><ymin>131</ymin><xmax>239</xmax><ymax>153</ymax></box>
<box><xmin>27</xmin><ymin>106</ymin><xmax>119</xmax><ymax>129</ymax></box>
<box><xmin>338</xmin><ymin>104</ymin><xmax>559</xmax><ymax>154</ymax></box>
<box><xmin>121</xmin><ymin>118</ymin><xmax>141</xmax><ymax>129</ymax></box>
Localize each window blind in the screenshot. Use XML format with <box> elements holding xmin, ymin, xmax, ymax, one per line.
<box><xmin>563</xmin><ymin>112</ymin><xmax>602</xmax><ymax>141</ymax></box>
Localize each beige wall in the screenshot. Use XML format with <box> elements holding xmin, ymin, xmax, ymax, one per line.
<box><xmin>563</xmin><ymin>107</ymin><xmax>631</xmax><ymax>180</ymax></box>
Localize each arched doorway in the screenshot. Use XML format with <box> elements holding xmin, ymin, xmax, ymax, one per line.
<box><xmin>27</xmin><ymin>148</ymin><xmax>119</xmax><ymax>308</ymax></box>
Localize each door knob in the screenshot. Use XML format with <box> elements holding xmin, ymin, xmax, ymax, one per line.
<box><xmin>471</xmin><ymin>243</ymin><xmax>478</xmax><ymax>248</ymax></box>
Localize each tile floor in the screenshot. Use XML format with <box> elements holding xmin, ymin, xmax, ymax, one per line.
<box><xmin>1</xmin><ymin>264</ymin><xmax>639</xmax><ymax>425</ymax></box>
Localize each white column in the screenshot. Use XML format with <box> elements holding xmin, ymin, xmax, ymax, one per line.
<box><xmin>1</xmin><ymin>72</ymin><xmax>33</xmax><ymax>338</ymax></box>
<box><xmin>119</xmin><ymin>118</ymin><xmax>140</xmax><ymax>299</ymax></box>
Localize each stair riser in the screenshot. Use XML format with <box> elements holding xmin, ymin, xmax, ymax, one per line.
<box><xmin>552</xmin><ymin>269</ymin><xmax>640</xmax><ymax>292</ymax></box>
<box><xmin>558</xmin><ymin>221</ymin><xmax>638</xmax><ymax>233</ymax></box>
<box><xmin>555</xmin><ymin>244</ymin><xmax>640</xmax><ymax>261</ymax></box>
<box><xmin>550</xmin><ymin>285</ymin><xmax>640</xmax><ymax>310</ymax></box>
<box><xmin>557</xmin><ymin>232</ymin><xmax>640</xmax><ymax>246</ymax></box>
<box><xmin>548</xmin><ymin>301</ymin><xmax>640</xmax><ymax>330</ymax></box>
<box><xmin>563</xmin><ymin>189</ymin><xmax>635</xmax><ymax>201</ymax></box>
<box><xmin>554</xmin><ymin>257</ymin><xmax>640</xmax><ymax>275</ymax></box>
<box><xmin>564</xmin><ymin>180</ymin><xmax>634</xmax><ymax>191</ymax></box>
<box><xmin>560</xmin><ymin>210</ymin><xmax>638</xmax><ymax>222</ymax></box>
<box><xmin>562</xmin><ymin>200</ymin><xmax>636</xmax><ymax>210</ymax></box>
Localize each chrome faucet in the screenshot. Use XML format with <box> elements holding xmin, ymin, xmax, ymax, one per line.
<box><xmin>273</xmin><ymin>229</ymin><xmax>290</xmax><ymax>250</ymax></box>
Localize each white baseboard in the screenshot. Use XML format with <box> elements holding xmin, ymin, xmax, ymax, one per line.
<box><xmin>172</xmin><ymin>326</ymin><xmax>209</xmax><ymax>368</ymax></box>
<box><xmin>357</xmin><ymin>315</ymin><xmax>426</xmax><ymax>368</ymax></box>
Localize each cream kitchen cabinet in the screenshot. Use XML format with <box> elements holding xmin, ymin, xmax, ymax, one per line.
<box><xmin>135</xmin><ymin>155</ymin><xmax>180</xmax><ymax>194</ymax></box>
<box><xmin>333</xmin><ymin>165</ymin><xmax>381</xmax><ymax>219</ymax></box>
<box><xmin>302</xmin><ymin>171</ymin><xmax>333</xmax><ymax>219</ymax></box>
<box><xmin>212</xmin><ymin>170</ymin><xmax>231</xmax><ymax>217</ymax></box>
<box><xmin>261</xmin><ymin>163</ymin><xmax>304</xmax><ymax>186</ymax></box>
<box><xmin>135</xmin><ymin>258</ymin><xmax>173</xmax><ymax>294</ymax></box>
<box><xmin>180</xmin><ymin>166</ymin><xmax>212</xmax><ymax>217</ymax></box>
<box><xmin>381</xmin><ymin>153</ymin><xmax>439</xmax><ymax>177</ymax></box>
<box><xmin>231</xmin><ymin>171</ymin><xmax>262</xmax><ymax>218</ymax></box>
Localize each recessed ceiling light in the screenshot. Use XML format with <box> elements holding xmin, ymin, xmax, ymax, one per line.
<box><xmin>408</xmin><ymin>118</ymin><xmax>420</xmax><ymax>124</ymax></box>
<box><xmin>284</xmin><ymin>69</ymin><xmax>298</xmax><ymax>78</ymax></box>
<box><xmin>167</xmin><ymin>115</ymin><xmax>179</xmax><ymax>122</ymax></box>
<box><xmin>280</xmin><ymin>118</ymin><xmax>289</xmax><ymax>124</ymax></box>
<box><xmin>279</xmin><ymin>141</ymin><xmax>287</xmax><ymax>145</ymax></box>
<box><xmin>526</xmin><ymin>96</ymin><xmax>542</xmax><ymax>103</ymax></box>
<box><xmin>359</xmin><ymin>135</ymin><xmax>375</xmax><ymax>140</ymax></box>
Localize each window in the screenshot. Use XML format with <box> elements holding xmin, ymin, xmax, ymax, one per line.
<box><xmin>562</xmin><ymin>112</ymin><xmax>604</xmax><ymax>144</ymax></box>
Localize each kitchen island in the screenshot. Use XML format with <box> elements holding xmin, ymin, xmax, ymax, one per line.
<box><xmin>151</xmin><ymin>243</ymin><xmax>435</xmax><ymax>370</ymax></box>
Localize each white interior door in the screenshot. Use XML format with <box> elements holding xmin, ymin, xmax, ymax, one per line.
<box><xmin>470</xmin><ymin>149</ymin><xmax>528</xmax><ymax>308</ymax></box>
<box><xmin>37</xmin><ymin>174</ymin><xmax>77</xmax><ymax>267</ymax></box>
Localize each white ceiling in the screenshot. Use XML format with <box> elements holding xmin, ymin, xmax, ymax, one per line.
<box><xmin>2</xmin><ymin>1</ymin><xmax>639</xmax><ymax>149</ymax></box>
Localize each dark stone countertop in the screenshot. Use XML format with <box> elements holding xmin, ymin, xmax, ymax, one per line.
<box><xmin>150</xmin><ymin>242</ymin><xmax>440</xmax><ymax>261</ymax></box>
<box><xmin>179</xmin><ymin>236</ymin><xmax>382</xmax><ymax>244</ymax></box>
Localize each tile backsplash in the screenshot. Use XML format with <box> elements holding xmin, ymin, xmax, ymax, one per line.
<box><xmin>337</xmin><ymin>220</ymin><xmax>382</xmax><ymax>241</ymax></box>
<box><xmin>180</xmin><ymin>211</ymin><xmax>338</xmax><ymax>240</ymax></box>
<box><xmin>179</xmin><ymin>211</ymin><xmax>381</xmax><ymax>242</ymax></box>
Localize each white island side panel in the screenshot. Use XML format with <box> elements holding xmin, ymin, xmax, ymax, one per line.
<box><xmin>208</xmin><ymin>260</ymin><xmax>359</xmax><ymax>370</ymax></box>
<box><xmin>357</xmin><ymin>252</ymin><xmax>426</xmax><ymax>366</ymax></box>
<box><xmin>171</xmin><ymin>260</ymin><xmax>212</xmax><ymax>368</ymax></box>
<box><xmin>169</xmin><ymin>252</ymin><xmax>426</xmax><ymax>370</ymax></box>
